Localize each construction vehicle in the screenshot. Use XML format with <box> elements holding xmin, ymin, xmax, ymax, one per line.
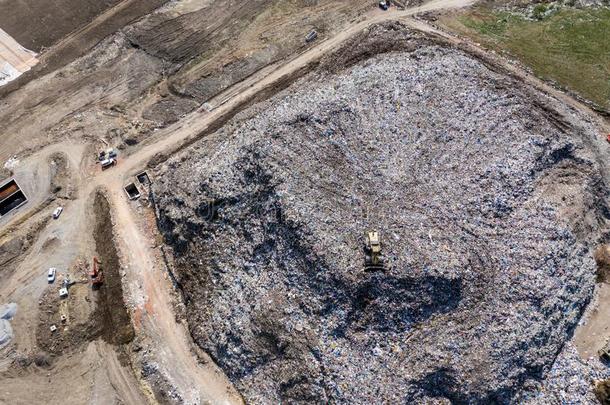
<box><xmin>90</xmin><ymin>257</ymin><xmax>104</xmax><ymax>287</ymax></box>
<box><xmin>47</xmin><ymin>268</ymin><xmax>56</xmax><ymax>283</ymax></box>
<box><xmin>365</xmin><ymin>231</ymin><xmax>384</xmax><ymax>270</ymax></box>
<box><xmin>379</xmin><ymin>0</ymin><xmax>390</xmax><ymax>10</ymax></box>
<box><xmin>99</xmin><ymin>148</ymin><xmax>117</xmax><ymax>161</ymax></box>
<box><xmin>305</xmin><ymin>30</ymin><xmax>318</xmax><ymax>43</ymax></box>
<box><xmin>101</xmin><ymin>157</ymin><xmax>117</xmax><ymax>170</ymax></box>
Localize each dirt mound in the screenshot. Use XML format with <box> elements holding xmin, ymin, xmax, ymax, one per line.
<box><xmin>36</xmin><ymin>281</ymin><xmax>99</xmax><ymax>355</ymax></box>
<box><xmin>154</xmin><ymin>25</ymin><xmax>609</xmax><ymax>403</ymax></box>
<box><xmin>48</xmin><ymin>152</ymin><xmax>74</xmax><ymax>199</ymax></box>
<box><xmin>596</xmin><ymin>244</ymin><xmax>610</xmax><ymax>282</ymax></box>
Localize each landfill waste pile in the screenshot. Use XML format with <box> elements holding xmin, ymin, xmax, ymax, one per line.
<box><xmin>153</xmin><ymin>24</ymin><xmax>610</xmax><ymax>403</ymax></box>
<box><xmin>517</xmin><ymin>343</ymin><xmax>610</xmax><ymax>403</ymax></box>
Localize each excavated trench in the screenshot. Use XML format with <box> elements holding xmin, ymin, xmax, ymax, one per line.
<box><xmin>92</xmin><ymin>191</ymin><xmax>134</xmax><ymax>346</ymax></box>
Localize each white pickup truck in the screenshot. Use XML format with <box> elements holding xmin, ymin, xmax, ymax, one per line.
<box><xmin>101</xmin><ymin>157</ymin><xmax>117</xmax><ymax>170</ymax></box>
<box><xmin>47</xmin><ymin>268</ymin><xmax>56</xmax><ymax>283</ymax></box>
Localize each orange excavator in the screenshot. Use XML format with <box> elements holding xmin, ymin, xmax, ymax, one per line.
<box><xmin>90</xmin><ymin>257</ymin><xmax>104</xmax><ymax>287</ymax></box>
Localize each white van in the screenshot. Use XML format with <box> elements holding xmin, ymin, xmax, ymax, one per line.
<box><xmin>101</xmin><ymin>158</ymin><xmax>116</xmax><ymax>170</ymax></box>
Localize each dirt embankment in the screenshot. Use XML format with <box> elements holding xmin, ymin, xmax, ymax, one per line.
<box><xmin>0</xmin><ymin>215</ymin><xmax>50</xmax><ymax>282</ymax></box>
<box><xmin>125</xmin><ymin>0</ymin><xmax>371</xmax><ymax>127</ymax></box>
<box><xmin>0</xmin><ymin>0</ymin><xmax>172</xmax><ymax>94</ymax></box>
<box><xmin>48</xmin><ymin>152</ymin><xmax>75</xmax><ymax>200</ymax></box>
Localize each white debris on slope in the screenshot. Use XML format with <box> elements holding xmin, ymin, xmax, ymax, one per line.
<box><xmin>0</xmin><ymin>303</ymin><xmax>17</xmax><ymax>348</ymax></box>
<box><xmin>4</xmin><ymin>155</ymin><xmax>19</xmax><ymax>171</ymax></box>
<box><xmin>0</xmin><ymin>28</ymin><xmax>38</xmax><ymax>86</ymax></box>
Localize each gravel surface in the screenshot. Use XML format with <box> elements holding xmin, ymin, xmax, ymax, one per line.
<box><xmin>153</xmin><ymin>25</ymin><xmax>610</xmax><ymax>403</ymax></box>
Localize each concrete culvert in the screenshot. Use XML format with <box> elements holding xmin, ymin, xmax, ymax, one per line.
<box><xmin>0</xmin><ymin>179</ymin><xmax>27</xmax><ymax>217</ymax></box>
<box><xmin>124</xmin><ymin>183</ymin><xmax>140</xmax><ymax>200</ymax></box>
<box><xmin>136</xmin><ymin>171</ymin><xmax>150</xmax><ymax>185</ymax></box>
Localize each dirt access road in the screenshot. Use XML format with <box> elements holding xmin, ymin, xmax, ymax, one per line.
<box><xmin>3</xmin><ymin>0</ymin><xmax>609</xmax><ymax>402</ymax></box>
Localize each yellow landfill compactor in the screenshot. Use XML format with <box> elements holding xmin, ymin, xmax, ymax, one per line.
<box><xmin>365</xmin><ymin>231</ymin><xmax>384</xmax><ymax>269</ymax></box>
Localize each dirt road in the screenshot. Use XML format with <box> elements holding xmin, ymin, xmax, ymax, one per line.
<box><xmin>108</xmin><ymin>185</ymin><xmax>242</xmax><ymax>404</ymax></box>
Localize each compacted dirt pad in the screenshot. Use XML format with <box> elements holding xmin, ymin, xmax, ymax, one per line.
<box><xmin>153</xmin><ymin>24</ymin><xmax>610</xmax><ymax>403</ymax></box>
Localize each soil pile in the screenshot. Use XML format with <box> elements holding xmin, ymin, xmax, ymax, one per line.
<box><xmin>153</xmin><ymin>25</ymin><xmax>610</xmax><ymax>403</ymax></box>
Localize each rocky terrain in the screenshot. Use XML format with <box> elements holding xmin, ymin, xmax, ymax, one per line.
<box><xmin>153</xmin><ymin>24</ymin><xmax>610</xmax><ymax>403</ymax></box>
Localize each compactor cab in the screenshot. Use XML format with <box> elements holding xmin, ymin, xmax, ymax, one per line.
<box><xmin>365</xmin><ymin>231</ymin><xmax>384</xmax><ymax>270</ymax></box>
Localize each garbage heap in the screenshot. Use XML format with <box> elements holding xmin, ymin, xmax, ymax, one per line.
<box><xmin>153</xmin><ymin>25</ymin><xmax>609</xmax><ymax>403</ymax></box>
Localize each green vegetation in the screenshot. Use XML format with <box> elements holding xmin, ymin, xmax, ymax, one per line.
<box><xmin>441</xmin><ymin>6</ymin><xmax>610</xmax><ymax>110</ymax></box>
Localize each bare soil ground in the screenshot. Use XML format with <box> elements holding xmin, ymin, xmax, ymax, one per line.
<box><xmin>0</xmin><ymin>0</ymin><xmax>169</xmax><ymax>95</ymax></box>
<box><xmin>0</xmin><ymin>0</ymin><xmax>121</xmax><ymax>51</ymax></box>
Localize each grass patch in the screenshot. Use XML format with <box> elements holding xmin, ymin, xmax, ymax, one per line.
<box><xmin>441</xmin><ymin>6</ymin><xmax>610</xmax><ymax>110</ymax></box>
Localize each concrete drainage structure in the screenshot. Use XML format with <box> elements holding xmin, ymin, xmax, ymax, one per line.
<box><xmin>136</xmin><ymin>171</ymin><xmax>150</xmax><ymax>185</ymax></box>
<box><xmin>0</xmin><ymin>178</ymin><xmax>27</xmax><ymax>217</ymax></box>
<box><xmin>124</xmin><ymin>183</ymin><xmax>140</xmax><ymax>200</ymax></box>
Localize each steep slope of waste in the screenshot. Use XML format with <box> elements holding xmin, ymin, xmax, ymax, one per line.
<box><xmin>153</xmin><ymin>25</ymin><xmax>610</xmax><ymax>403</ymax></box>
